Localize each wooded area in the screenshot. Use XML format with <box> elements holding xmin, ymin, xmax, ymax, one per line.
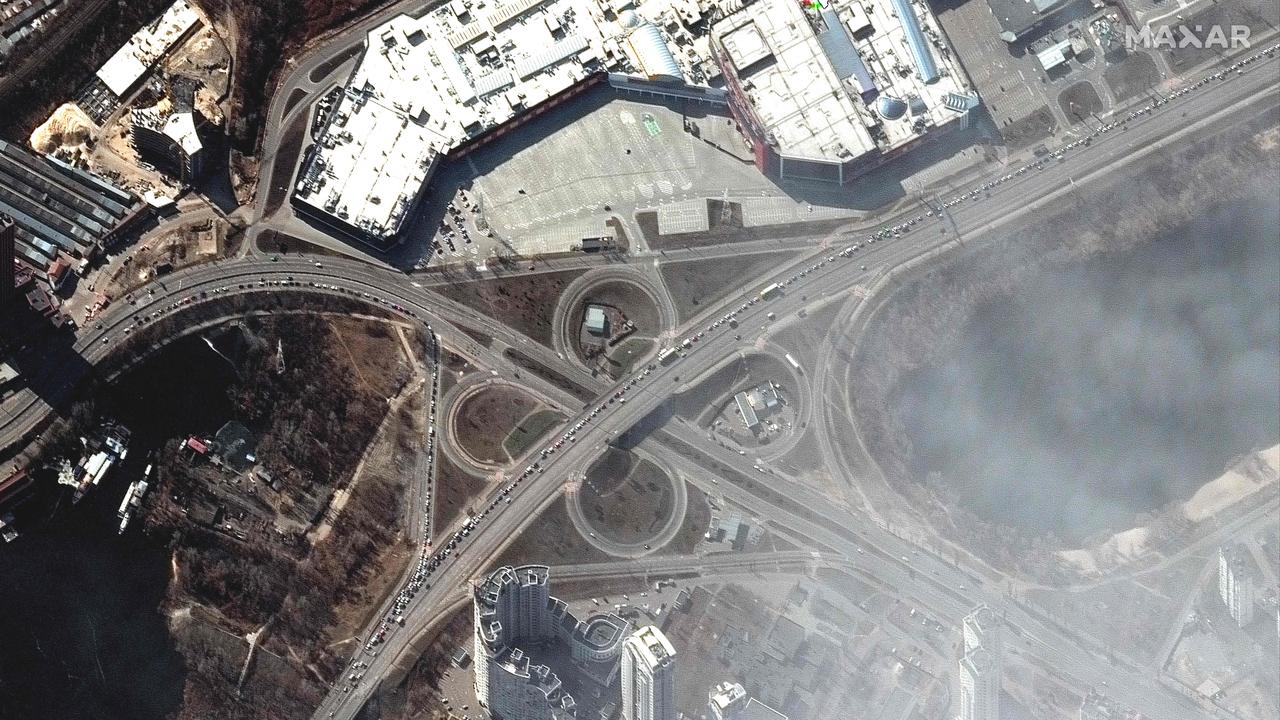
<box><xmin>194</xmin><ymin>0</ymin><xmax>392</xmax><ymax>151</ymax></box>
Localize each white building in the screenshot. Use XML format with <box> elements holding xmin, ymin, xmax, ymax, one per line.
<box><xmin>956</xmin><ymin>605</ymin><xmax>1000</xmax><ymax>720</ymax></box>
<box><xmin>621</xmin><ymin>625</ymin><xmax>677</xmax><ymax>720</ymax></box>
<box><xmin>711</xmin><ymin>0</ymin><xmax>978</xmax><ymax>184</ymax></box>
<box><xmin>708</xmin><ymin>681</ymin><xmax>748</xmax><ymax>720</ymax></box>
<box><xmin>957</xmin><ymin>647</ymin><xmax>998</xmax><ymax>720</ymax></box>
<box><xmin>96</xmin><ymin>0</ymin><xmax>202</xmax><ymax>98</ymax></box>
<box><xmin>1218</xmin><ymin>545</ymin><xmax>1256</xmax><ymax>628</ymax></box>
<box><xmin>293</xmin><ymin>0</ymin><xmax>696</xmax><ymax>246</ymax></box>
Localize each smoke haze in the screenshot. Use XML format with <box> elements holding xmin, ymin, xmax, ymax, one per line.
<box><xmin>897</xmin><ymin>195</ymin><xmax>1280</xmax><ymax>544</ymax></box>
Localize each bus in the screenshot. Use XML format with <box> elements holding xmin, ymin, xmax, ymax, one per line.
<box><xmin>785</xmin><ymin>353</ymin><xmax>801</xmax><ymax>371</ymax></box>
<box><xmin>760</xmin><ymin>283</ymin><xmax>782</xmax><ymax>300</ymax></box>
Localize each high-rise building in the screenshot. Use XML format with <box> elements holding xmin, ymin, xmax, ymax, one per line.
<box><xmin>473</xmin><ymin>565</ymin><xmax>629</xmax><ymax>720</ymax></box>
<box><xmin>958</xmin><ymin>648</ymin><xmax>998</xmax><ymax>720</ymax></box>
<box><xmin>474</xmin><ymin>565</ymin><xmax>563</xmax><ymax>719</ymax></box>
<box><xmin>956</xmin><ymin>606</ymin><xmax>1000</xmax><ymax>720</ymax></box>
<box><xmin>1</xmin><ymin>212</ymin><xmax>14</xmax><ymax>307</ymax></box>
<box><xmin>962</xmin><ymin>605</ymin><xmax>1001</xmax><ymax>665</ymax></box>
<box><xmin>621</xmin><ymin>625</ymin><xmax>677</xmax><ymax>720</ymax></box>
<box><xmin>1219</xmin><ymin>545</ymin><xmax>1256</xmax><ymax>628</ymax></box>
<box><xmin>708</xmin><ymin>681</ymin><xmax>748</xmax><ymax>720</ymax></box>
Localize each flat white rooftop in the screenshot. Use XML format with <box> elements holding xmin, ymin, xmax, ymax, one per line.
<box><xmin>96</xmin><ymin>0</ymin><xmax>201</xmax><ymax>97</ymax></box>
<box><xmin>713</xmin><ymin>0</ymin><xmax>976</xmax><ymax>164</ymax></box>
<box><xmin>717</xmin><ymin>0</ymin><xmax>877</xmax><ymax>163</ymax></box>
<box><xmin>295</xmin><ymin>0</ymin><xmax>979</xmax><ymax>239</ymax></box>
<box><xmin>295</xmin><ymin>0</ymin><xmax>695</xmax><ymax>241</ymax></box>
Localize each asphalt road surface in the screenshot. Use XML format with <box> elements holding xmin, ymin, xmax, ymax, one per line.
<box><xmin>309</xmin><ymin>52</ymin><xmax>1280</xmax><ymax>720</ymax></box>
<box><xmin>0</xmin><ymin>39</ymin><xmax>1271</xmax><ymax>720</ymax></box>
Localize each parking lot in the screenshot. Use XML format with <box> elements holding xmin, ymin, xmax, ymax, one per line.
<box><xmin>403</xmin><ymin>92</ymin><xmax>801</xmax><ymax>262</ymax></box>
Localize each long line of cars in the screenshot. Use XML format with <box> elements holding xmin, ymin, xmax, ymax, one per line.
<box><xmin>324</xmin><ymin>41</ymin><xmax>1280</xmax><ymax>708</ymax></box>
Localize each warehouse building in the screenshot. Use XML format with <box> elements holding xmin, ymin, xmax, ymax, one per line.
<box><xmin>0</xmin><ymin>139</ymin><xmax>143</xmax><ymax>281</ymax></box>
<box><xmin>1</xmin><ymin>212</ymin><xmax>14</xmax><ymax>307</ymax></box>
<box><xmin>711</xmin><ymin>0</ymin><xmax>978</xmax><ymax>184</ymax></box>
<box><xmin>292</xmin><ymin>0</ymin><xmax>707</xmax><ymax>248</ymax></box>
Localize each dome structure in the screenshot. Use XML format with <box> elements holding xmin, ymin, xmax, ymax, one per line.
<box><xmin>876</xmin><ymin>95</ymin><xmax>907</xmax><ymax>120</ymax></box>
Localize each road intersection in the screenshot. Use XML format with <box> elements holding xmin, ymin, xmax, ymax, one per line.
<box><xmin>0</xmin><ymin>33</ymin><xmax>1275</xmax><ymax>720</ymax></box>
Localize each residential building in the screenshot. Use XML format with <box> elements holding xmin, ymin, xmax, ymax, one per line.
<box><xmin>962</xmin><ymin>605</ymin><xmax>1001</xmax><ymax>660</ymax></box>
<box><xmin>475</xmin><ymin>565</ymin><xmax>629</xmax><ymax>719</ymax></box>
<box><xmin>958</xmin><ymin>647</ymin><xmax>999</xmax><ymax>720</ymax></box>
<box><xmin>621</xmin><ymin>625</ymin><xmax>677</xmax><ymax>720</ymax></box>
<box><xmin>1218</xmin><ymin>545</ymin><xmax>1256</xmax><ymax>627</ymax></box>
<box><xmin>956</xmin><ymin>605</ymin><xmax>1000</xmax><ymax>720</ymax></box>
<box><xmin>708</xmin><ymin>681</ymin><xmax>748</xmax><ymax>720</ymax></box>
<box><xmin>131</xmin><ymin>78</ymin><xmax>209</xmax><ymax>184</ymax></box>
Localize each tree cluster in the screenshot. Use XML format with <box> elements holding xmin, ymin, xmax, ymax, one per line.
<box><xmin>193</xmin><ymin>0</ymin><xmax>393</xmax><ymax>151</ymax></box>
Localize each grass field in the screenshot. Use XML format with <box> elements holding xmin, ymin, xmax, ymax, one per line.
<box><xmin>502</xmin><ymin>408</ymin><xmax>566</xmax><ymax>460</ymax></box>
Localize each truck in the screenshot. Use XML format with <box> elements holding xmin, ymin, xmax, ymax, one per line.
<box><xmin>759</xmin><ymin>283</ymin><xmax>782</xmax><ymax>300</ymax></box>
<box><xmin>785</xmin><ymin>353</ymin><xmax>801</xmax><ymax>371</ymax></box>
<box><xmin>658</xmin><ymin>347</ymin><xmax>680</xmax><ymax>365</ymax></box>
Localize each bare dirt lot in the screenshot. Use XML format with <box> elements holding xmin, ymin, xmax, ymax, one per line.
<box><xmin>494</xmin><ymin>496</ymin><xmax>612</xmax><ymax>567</ymax></box>
<box><xmin>637</xmin><ymin>202</ymin><xmax>846</xmax><ymax>251</ymax></box>
<box><xmin>432</xmin><ymin>453</ymin><xmax>490</xmax><ymax>534</ymax></box>
<box><xmin>1059</xmin><ymin>81</ymin><xmax>1103</xmax><ymax>124</ymax></box>
<box><xmin>502</xmin><ymin>408</ymin><xmax>565</xmax><ymax>460</ymax></box>
<box><xmin>1001</xmin><ymin>105</ymin><xmax>1057</xmax><ymax>150</ymax></box>
<box><xmin>669</xmin><ymin>481</ymin><xmax>710</xmax><ymax>554</ymax></box>
<box><xmin>1104</xmin><ymin>50</ymin><xmax>1161</xmax><ymax>102</ymax></box>
<box><xmin>660</xmin><ymin>250</ymin><xmax>800</xmax><ymax>323</ymax></box>
<box><xmin>435</xmin><ymin>268</ymin><xmax>586</xmax><ymax>345</ymax></box>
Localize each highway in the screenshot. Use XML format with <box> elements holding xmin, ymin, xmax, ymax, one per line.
<box><xmin>0</xmin><ymin>32</ymin><xmax>1272</xmax><ymax>720</ymax></box>
<box><xmin>308</xmin><ymin>50</ymin><xmax>1279</xmax><ymax>720</ymax></box>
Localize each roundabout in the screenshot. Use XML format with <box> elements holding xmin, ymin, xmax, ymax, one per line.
<box><xmin>441</xmin><ymin>376</ymin><xmax>567</xmax><ymax>472</ymax></box>
<box><xmin>565</xmin><ymin>447</ymin><xmax>688</xmax><ymax>558</ymax></box>
<box><xmin>551</xmin><ymin>267</ymin><xmax>676</xmax><ymax>379</ymax></box>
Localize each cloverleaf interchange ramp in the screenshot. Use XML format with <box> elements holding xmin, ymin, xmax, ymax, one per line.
<box><xmin>0</xmin><ymin>37</ymin><xmax>1275</xmax><ymax>720</ymax></box>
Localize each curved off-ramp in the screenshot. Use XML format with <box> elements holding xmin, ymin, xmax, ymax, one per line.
<box><xmin>565</xmin><ymin>448</ymin><xmax>688</xmax><ymax>558</ymax></box>
<box><xmin>440</xmin><ymin>374</ymin><xmax>567</xmax><ymax>475</ymax></box>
